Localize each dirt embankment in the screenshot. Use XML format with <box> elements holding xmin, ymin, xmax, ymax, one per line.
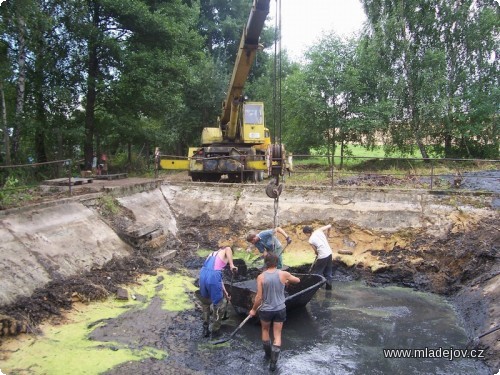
<box><xmin>0</xmin><ymin>183</ymin><xmax>498</xmax><ymax>371</ymax></box>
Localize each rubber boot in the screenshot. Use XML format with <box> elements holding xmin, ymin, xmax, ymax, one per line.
<box><xmin>202</xmin><ymin>322</ymin><xmax>210</xmax><ymax>337</ymax></box>
<box><xmin>211</xmin><ymin>299</ymin><xmax>226</xmax><ymax>335</ymax></box>
<box><xmin>262</xmin><ymin>340</ymin><xmax>272</xmax><ymax>359</ymax></box>
<box><xmin>269</xmin><ymin>345</ymin><xmax>280</xmax><ymax>371</ymax></box>
<box><xmin>201</xmin><ymin>301</ymin><xmax>211</xmax><ymax>337</ymax></box>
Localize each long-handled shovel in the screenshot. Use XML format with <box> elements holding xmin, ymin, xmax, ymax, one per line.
<box><xmin>210</xmin><ymin>314</ymin><xmax>253</xmax><ymax>345</ymax></box>
<box><xmin>210</xmin><ymin>306</ymin><xmax>261</xmax><ymax>345</ymax></box>
<box><xmin>275</xmin><ymin>241</ymin><xmax>290</xmax><ymax>260</ymax></box>
<box><xmin>251</xmin><ymin>240</ymin><xmax>291</xmax><ymax>266</ymax></box>
<box><xmin>251</xmin><ymin>255</ymin><xmax>265</xmax><ymax>266</ymax></box>
<box><xmin>222</xmin><ymin>273</ymin><xmax>234</xmax><ymax>320</ymax></box>
<box><xmin>308</xmin><ymin>256</ymin><xmax>318</xmax><ymax>274</ymax></box>
<box><xmin>466</xmin><ymin>324</ymin><xmax>500</xmax><ymax>348</ymax></box>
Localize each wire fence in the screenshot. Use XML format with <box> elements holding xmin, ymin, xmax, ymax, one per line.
<box><xmin>0</xmin><ymin>159</ymin><xmax>75</xmax><ymax>208</ymax></box>
<box><xmin>1</xmin><ymin>155</ymin><xmax>498</xmax><ymax>210</ymax></box>
<box><xmin>158</xmin><ymin>154</ymin><xmax>499</xmax><ymax>193</ymax></box>
<box><xmin>284</xmin><ymin>155</ymin><xmax>500</xmax><ymax>193</ymax></box>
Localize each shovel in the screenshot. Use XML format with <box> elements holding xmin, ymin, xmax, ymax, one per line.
<box><xmin>251</xmin><ymin>255</ymin><xmax>265</xmax><ymax>265</ymax></box>
<box><xmin>210</xmin><ymin>306</ymin><xmax>261</xmax><ymax>345</ymax></box>
<box><xmin>252</xmin><ymin>242</ymin><xmax>290</xmax><ymax>267</ymax></box>
<box><xmin>210</xmin><ymin>314</ymin><xmax>253</xmax><ymax>345</ymax></box>
<box><xmin>308</xmin><ymin>256</ymin><xmax>318</xmax><ymax>274</ymax></box>
<box><xmin>275</xmin><ymin>241</ymin><xmax>290</xmax><ymax>260</ymax></box>
<box><xmin>222</xmin><ymin>272</ymin><xmax>234</xmax><ymax>320</ymax></box>
<box><xmin>466</xmin><ymin>324</ymin><xmax>500</xmax><ymax>348</ymax></box>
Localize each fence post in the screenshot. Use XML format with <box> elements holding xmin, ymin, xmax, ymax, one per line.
<box><xmin>430</xmin><ymin>163</ymin><xmax>434</xmax><ymax>190</ymax></box>
<box><xmin>154</xmin><ymin>147</ymin><xmax>160</xmax><ymax>179</ymax></box>
<box><xmin>330</xmin><ymin>162</ymin><xmax>334</xmax><ymax>189</ymax></box>
<box><xmin>66</xmin><ymin>160</ymin><xmax>72</xmax><ymax>196</ymax></box>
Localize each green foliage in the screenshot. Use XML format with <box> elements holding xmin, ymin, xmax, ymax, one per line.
<box><xmin>109</xmin><ymin>150</ymin><xmax>150</xmax><ymax>174</ymax></box>
<box><xmin>98</xmin><ymin>195</ymin><xmax>120</xmax><ymax>216</ymax></box>
<box><xmin>0</xmin><ymin>176</ymin><xmax>34</xmax><ymax>209</ymax></box>
<box><xmin>236</xmin><ymin>251</ymin><xmax>262</xmax><ymax>265</ymax></box>
<box><xmin>358</xmin><ymin>0</ymin><xmax>498</xmax><ymax>159</ymax></box>
<box><xmin>0</xmin><ymin>0</ymin><xmax>497</xmax><ymax>169</ymax></box>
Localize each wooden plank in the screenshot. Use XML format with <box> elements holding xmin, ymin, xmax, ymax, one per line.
<box><xmin>43</xmin><ymin>177</ymin><xmax>93</xmax><ymax>186</ymax></box>
<box><xmin>94</xmin><ymin>173</ymin><xmax>128</xmax><ymax>180</ymax></box>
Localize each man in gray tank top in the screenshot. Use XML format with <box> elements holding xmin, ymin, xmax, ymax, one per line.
<box><xmin>249</xmin><ymin>253</ymin><xmax>300</xmax><ymax>371</ymax></box>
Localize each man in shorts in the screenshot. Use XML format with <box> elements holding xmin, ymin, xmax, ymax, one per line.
<box><xmin>249</xmin><ymin>253</ymin><xmax>300</xmax><ymax>371</ymax></box>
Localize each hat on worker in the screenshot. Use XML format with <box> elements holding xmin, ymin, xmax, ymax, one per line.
<box><xmin>302</xmin><ymin>226</ymin><xmax>313</xmax><ymax>234</ymax></box>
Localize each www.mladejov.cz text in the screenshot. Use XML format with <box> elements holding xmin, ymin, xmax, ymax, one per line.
<box><xmin>383</xmin><ymin>347</ymin><xmax>486</xmax><ymax>361</ymax></box>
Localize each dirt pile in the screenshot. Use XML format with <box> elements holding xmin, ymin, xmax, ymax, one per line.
<box><xmin>363</xmin><ymin>215</ymin><xmax>498</xmax><ymax>294</ymax></box>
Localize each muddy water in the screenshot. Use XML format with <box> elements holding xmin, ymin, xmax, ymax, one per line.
<box><xmin>1</xmin><ymin>278</ymin><xmax>492</xmax><ymax>375</ymax></box>
<box><xmin>205</xmin><ymin>282</ymin><xmax>491</xmax><ymax>375</ymax></box>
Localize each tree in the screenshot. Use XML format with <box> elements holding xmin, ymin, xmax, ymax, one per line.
<box><xmin>102</xmin><ymin>0</ymin><xmax>207</xmax><ymax>159</ymax></box>
<box><xmin>282</xmin><ymin>33</ymin><xmax>359</xmax><ymax>165</ymax></box>
<box><xmin>360</xmin><ymin>0</ymin><xmax>498</xmax><ymax>158</ymax></box>
<box><xmin>0</xmin><ymin>39</ymin><xmax>10</xmax><ymax>165</ymax></box>
<box><xmin>56</xmin><ymin>0</ymin><xmax>206</xmax><ymax>168</ymax></box>
<box><xmin>1</xmin><ymin>0</ymin><xmax>32</xmax><ymax>162</ymax></box>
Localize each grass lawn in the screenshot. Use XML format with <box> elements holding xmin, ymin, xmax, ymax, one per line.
<box><xmin>289</xmin><ymin>146</ymin><xmax>498</xmax><ymax>188</ymax></box>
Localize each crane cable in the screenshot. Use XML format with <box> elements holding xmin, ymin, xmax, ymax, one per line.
<box><xmin>271</xmin><ymin>0</ymin><xmax>283</xmax><ymax>228</ymax></box>
<box><xmin>273</xmin><ymin>0</ymin><xmax>282</xmax><ymax>154</ymax></box>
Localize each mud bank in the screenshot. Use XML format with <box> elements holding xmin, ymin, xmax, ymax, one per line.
<box><xmin>0</xmin><ymin>181</ymin><xmax>498</xmax><ymax>371</ymax></box>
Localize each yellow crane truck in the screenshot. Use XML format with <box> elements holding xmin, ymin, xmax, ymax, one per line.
<box><xmin>159</xmin><ymin>0</ymin><xmax>290</xmax><ymax>183</ymax></box>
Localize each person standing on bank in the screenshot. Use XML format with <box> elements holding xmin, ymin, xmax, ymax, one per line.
<box><xmin>249</xmin><ymin>253</ymin><xmax>300</xmax><ymax>371</ymax></box>
<box><xmin>197</xmin><ymin>246</ymin><xmax>238</xmax><ymax>338</ymax></box>
<box><xmin>246</xmin><ymin>227</ymin><xmax>292</xmax><ymax>269</ymax></box>
<box><xmin>302</xmin><ymin>224</ymin><xmax>335</xmax><ymax>290</ymax></box>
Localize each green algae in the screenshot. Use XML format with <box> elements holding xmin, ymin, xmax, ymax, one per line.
<box><xmin>282</xmin><ymin>251</ymin><xmax>315</xmax><ymax>267</ymax></box>
<box><xmin>129</xmin><ymin>269</ymin><xmax>197</xmax><ymax>311</ymax></box>
<box><xmin>1</xmin><ymin>269</ymin><xmax>196</xmax><ymax>375</ymax></box>
<box><xmin>197</xmin><ymin>248</ymin><xmax>315</xmax><ymax>268</ymax></box>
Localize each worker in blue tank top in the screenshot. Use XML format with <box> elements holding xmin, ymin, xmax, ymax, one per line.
<box><xmin>249</xmin><ymin>253</ymin><xmax>300</xmax><ymax>371</ymax></box>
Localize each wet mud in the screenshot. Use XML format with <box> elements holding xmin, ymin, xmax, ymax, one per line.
<box><xmin>0</xmin><ymin>194</ymin><xmax>498</xmax><ymax>373</ymax></box>
<box><xmin>4</xmin><ymin>265</ymin><xmax>491</xmax><ymax>375</ymax></box>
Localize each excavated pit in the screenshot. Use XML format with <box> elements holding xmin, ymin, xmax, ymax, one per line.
<box><xmin>0</xmin><ymin>180</ymin><xmax>498</xmax><ymax>374</ymax></box>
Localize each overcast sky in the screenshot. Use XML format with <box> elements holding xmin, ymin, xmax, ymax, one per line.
<box><xmin>269</xmin><ymin>0</ymin><xmax>367</xmax><ymax>61</ymax></box>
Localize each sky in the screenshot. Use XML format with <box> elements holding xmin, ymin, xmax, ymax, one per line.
<box><xmin>269</xmin><ymin>0</ymin><xmax>367</xmax><ymax>61</ymax></box>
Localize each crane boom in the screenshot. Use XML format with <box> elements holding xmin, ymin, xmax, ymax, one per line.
<box><xmin>158</xmin><ymin>0</ymin><xmax>291</xmax><ymax>183</ymax></box>
<box><xmin>221</xmin><ymin>0</ymin><xmax>270</xmax><ymax>141</ymax></box>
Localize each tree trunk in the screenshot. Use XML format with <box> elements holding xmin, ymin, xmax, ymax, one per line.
<box><xmin>0</xmin><ymin>81</ymin><xmax>10</xmax><ymax>165</ymax></box>
<box><xmin>340</xmin><ymin>138</ymin><xmax>344</xmax><ymax>171</ymax></box>
<box><xmin>145</xmin><ymin>140</ymin><xmax>150</xmax><ymax>169</ymax></box>
<box><xmin>11</xmin><ymin>14</ymin><xmax>27</xmax><ymax>160</ymax></box>
<box><xmin>34</xmin><ymin>37</ymin><xmax>48</xmax><ymax>164</ymax></box>
<box><xmin>127</xmin><ymin>141</ymin><xmax>132</xmax><ymax>172</ymax></box>
<box><xmin>444</xmin><ymin>133</ymin><xmax>452</xmax><ymax>158</ymax></box>
<box><xmin>84</xmin><ymin>3</ymin><xmax>100</xmax><ymax>170</ymax></box>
